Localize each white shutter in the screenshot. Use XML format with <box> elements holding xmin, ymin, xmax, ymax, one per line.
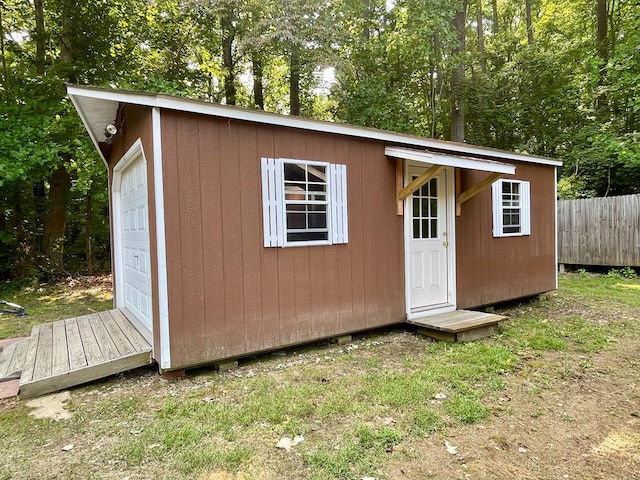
<box><xmin>492</xmin><ymin>180</ymin><xmax>503</xmax><ymax>238</ymax></box>
<box><xmin>261</xmin><ymin>157</ymin><xmax>285</xmax><ymax>247</ymax></box>
<box><xmin>521</xmin><ymin>180</ymin><xmax>531</xmax><ymax>235</ymax></box>
<box><xmin>329</xmin><ymin>163</ymin><xmax>348</xmax><ymax>244</ymax></box>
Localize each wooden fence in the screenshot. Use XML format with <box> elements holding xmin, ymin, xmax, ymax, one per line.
<box><xmin>558</xmin><ymin>194</ymin><xmax>640</xmax><ymax>267</ymax></box>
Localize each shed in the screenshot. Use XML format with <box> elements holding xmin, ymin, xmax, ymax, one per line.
<box><xmin>68</xmin><ymin>85</ymin><xmax>561</xmax><ymax>372</ymax></box>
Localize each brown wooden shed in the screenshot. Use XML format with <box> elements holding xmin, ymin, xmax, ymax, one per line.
<box><xmin>68</xmin><ymin>85</ymin><xmax>561</xmax><ymax>372</ymax></box>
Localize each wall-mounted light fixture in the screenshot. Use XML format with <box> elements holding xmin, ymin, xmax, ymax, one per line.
<box><xmin>104</xmin><ymin>123</ymin><xmax>118</xmax><ymax>142</ymax></box>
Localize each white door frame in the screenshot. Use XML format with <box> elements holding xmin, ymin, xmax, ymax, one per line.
<box><xmin>404</xmin><ymin>162</ymin><xmax>457</xmax><ymax>319</ymax></box>
<box><xmin>112</xmin><ymin>138</ymin><xmax>153</xmax><ymax>343</ymax></box>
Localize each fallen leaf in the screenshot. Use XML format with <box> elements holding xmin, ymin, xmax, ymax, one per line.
<box><xmin>434</xmin><ymin>392</ymin><xmax>448</xmax><ymax>400</ymax></box>
<box><xmin>276</xmin><ymin>435</ymin><xmax>304</xmax><ymax>451</ymax></box>
<box><xmin>444</xmin><ymin>440</ymin><xmax>458</xmax><ymax>455</ymax></box>
<box><xmin>61</xmin><ymin>444</ymin><xmax>74</xmax><ymax>452</ymax></box>
<box><xmin>518</xmin><ymin>445</ymin><xmax>528</xmax><ymax>453</ymax></box>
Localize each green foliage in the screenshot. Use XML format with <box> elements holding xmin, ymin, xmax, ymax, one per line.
<box><xmin>2</xmin><ymin>0</ymin><xmax>640</xmax><ymax>279</ymax></box>
<box><xmin>607</xmin><ymin>267</ymin><xmax>638</xmax><ymax>280</ymax></box>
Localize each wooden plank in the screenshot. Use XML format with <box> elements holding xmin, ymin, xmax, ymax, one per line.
<box><xmin>457</xmin><ymin>324</ymin><xmax>499</xmax><ymax>341</ymax></box>
<box><xmin>110</xmin><ymin>309</ymin><xmax>151</xmax><ymax>352</ymax></box>
<box><xmin>32</xmin><ymin>323</ymin><xmax>53</xmax><ymax>381</ymax></box>
<box><xmin>98</xmin><ymin>311</ymin><xmax>136</xmax><ymax>356</ymax></box>
<box><xmin>5</xmin><ymin>339</ymin><xmax>29</xmax><ymax>379</ymax></box>
<box><xmin>455</xmin><ymin>169</ymin><xmax>462</xmax><ymax>216</ymax></box>
<box><xmin>237</xmin><ymin>122</ymin><xmax>264</xmax><ymax>353</ymax></box>
<box><xmin>558</xmin><ymin>194</ymin><xmax>640</xmax><ymax>267</ymax></box>
<box><xmin>51</xmin><ymin>320</ymin><xmax>70</xmax><ymax>375</ymax></box>
<box><xmin>20</xmin><ymin>325</ymin><xmax>41</xmax><ymax>384</ymax></box>
<box><xmin>408</xmin><ymin>310</ymin><xmax>506</xmax><ymax>333</ymax></box>
<box><xmin>0</xmin><ymin>342</ymin><xmax>17</xmax><ymax>379</ymax></box>
<box><xmin>398</xmin><ymin>165</ymin><xmax>443</xmax><ymax>201</ymax></box>
<box><xmin>76</xmin><ymin>315</ymin><xmax>106</xmax><ymax>366</ymax></box>
<box><xmin>87</xmin><ymin>313</ymin><xmax>121</xmax><ymax>361</ymax></box>
<box><xmin>65</xmin><ymin>318</ymin><xmax>88</xmax><ymax>371</ymax></box>
<box><xmin>219</xmin><ymin>118</ymin><xmax>246</xmax><ymax>355</ymax></box>
<box><xmin>176</xmin><ymin>113</ymin><xmax>206</xmax><ymax>366</ymax></box>
<box><xmin>396</xmin><ymin>159</ymin><xmax>404</xmax><ymax>215</ymax></box>
<box><xmin>456</xmin><ymin>172</ymin><xmax>503</xmax><ymax>205</ymax></box>
<box><xmin>19</xmin><ymin>349</ymin><xmax>153</xmax><ymax>399</ymax></box>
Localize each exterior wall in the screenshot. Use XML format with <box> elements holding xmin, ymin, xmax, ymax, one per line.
<box><xmin>160</xmin><ymin>111</ymin><xmax>405</xmax><ymax>369</ymax></box>
<box><xmin>107</xmin><ymin>105</ymin><xmax>162</xmax><ymax>363</ymax></box>
<box><xmin>455</xmin><ymin>163</ymin><xmax>557</xmax><ymax>308</ymax></box>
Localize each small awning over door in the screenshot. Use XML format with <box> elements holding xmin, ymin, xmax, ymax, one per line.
<box><xmin>385</xmin><ymin>146</ymin><xmax>516</xmax><ymax>174</ymax></box>
<box><xmin>386</xmin><ymin>146</ymin><xmax>517</xmax><ymax>210</ymax></box>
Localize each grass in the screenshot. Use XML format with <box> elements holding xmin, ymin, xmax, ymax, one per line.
<box><xmin>0</xmin><ymin>272</ymin><xmax>639</xmax><ymax>479</ymax></box>
<box><xmin>0</xmin><ymin>276</ymin><xmax>113</xmax><ymax>338</ymax></box>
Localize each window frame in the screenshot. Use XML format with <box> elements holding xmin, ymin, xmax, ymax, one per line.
<box><xmin>261</xmin><ymin>157</ymin><xmax>348</xmax><ymax>248</ymax></box>
<box><xmin>492</xmin><ymin>179</ymin><xmax>531</xmax><ymax>237</ymax></box>
<box><xmin>281</xmin><ymin>158</ymin><xmax>332</xmax><ymax>247</ymax></box>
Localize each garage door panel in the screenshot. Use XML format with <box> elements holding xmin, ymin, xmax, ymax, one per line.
<box><xmin>119</xmin><ymin>154</ymin><xmax>152</xmax><ymax>332</ymax></box>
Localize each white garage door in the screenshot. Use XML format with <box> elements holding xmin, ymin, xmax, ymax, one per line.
<box><xmin>119</xmin><ymin>154</ymin><xmax>153</xmax><ymax>332</ymax></box>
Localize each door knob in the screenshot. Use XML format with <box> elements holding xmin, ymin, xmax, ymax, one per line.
<box><xmin>443</xmin><ymin>241</ymin><xmax>449</xmax><ymax>247</ymax></box>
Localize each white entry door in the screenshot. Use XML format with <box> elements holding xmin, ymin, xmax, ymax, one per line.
<box><xmin>408</xmin><ymin>167</ymin><xmax>449</xmax><ymax>310</ymax></box>
<box><xmin>119</xmin><ymin>153</ymin><xmax>153</xmax><ymax>332</ymax></box>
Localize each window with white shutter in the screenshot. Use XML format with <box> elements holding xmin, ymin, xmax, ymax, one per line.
<box><xmin>261</xmin><ymin>158</ymin><xmax>348</xmax><ymax>247</ymax></box>
<box><xmin>492</xmin><ymin>179</ymin><xmax>531</xmax><ymax>237</ymax></box>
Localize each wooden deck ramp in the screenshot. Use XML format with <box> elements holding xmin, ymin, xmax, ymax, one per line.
<box><xmin>0</xmin><ymin>338</ymin><xmax>29</xmax><ymax>382</ymax></box>
<box><xmin>407</xmin><ymin>309</ymin><xmax>506</xmax><ymax>342</ymax></box>
<box><xmin>19</xmin><ymin>309</ymin><xmax>153</xmax><ymax>398</ymax></box>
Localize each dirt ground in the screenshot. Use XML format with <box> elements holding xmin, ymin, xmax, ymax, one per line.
<box><xmin>385</xmin><ymin>335</ymin><xmax>640</xmax><ymax>480</ymax></box>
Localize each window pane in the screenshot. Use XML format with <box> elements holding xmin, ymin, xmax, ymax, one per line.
<box><xmin>422</xmin><ymin>199</ymin><xmax>429</xmax><ymax>217</ymax></box>
<box><xmin>308</xmin><ymin>166</ymin><xmax>326</xmax><ymax>183</ymax></box>
<box><xmin>430</xmin><ymin>198</ymin><xmax>437</xmax><ymax>217</ymax></box>
<box><xmin>413</xmin><ymin>198</ymin><xmax>420</xmax><ymax>217</ymax></box>
<box><xmin>287</xmin><ymin>213</ymin><xmax>307</xmax><ymax>230</ymax></box>
<box><xmin>309</xmin><ymin>213</ymin><xmax>327</xmax><ymax>228</ymax></box>
<box><xmin>431</xmin><ymin>219</ymin><xmax>438</xmax><ymax>238</ymax></box>
<box><xmin>422</xmin><ymin>219</ymin><xmax>429</xmax><ymax>239</ymax></box>
<box><xmin>287</xmin><ymin>231</ymin><xmax>328</xmax><ymax>242</ymax></box>
<box><xmin>430</xmin><ymin>178</ymin><xmax>437</xmax><ymax>197</ymax></box>
<box><xmin>413</xmin><ymin>220</ymin><xmax>420</xmax><ymax>238</ymax></box>
<box><xmin>284</xmin><ymin>163</ymin><xmax>305</xmax><ymax>181</ymax></box>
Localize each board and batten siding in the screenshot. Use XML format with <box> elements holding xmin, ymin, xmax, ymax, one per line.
<box><xmin>160</xmin><ymin>111</ymin><xmax>405</xmax><ymax>369</ymax></box>
<box><xmin>107</xmin><ymin>105</ymin><xmax>164</xmax><ymax>364</ymax></box>
<box><xmin>455</xmin><ymin>163</ymin><xmax>557</xmax><ymax>308</ymax></box>
<box><xmin>558</xmin><ymin>194</ymin><xmax>640</xmax><ymax>267</ymax></box>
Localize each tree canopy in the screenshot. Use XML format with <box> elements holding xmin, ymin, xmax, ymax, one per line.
<box><xmin>1</xmin><ymin>0</ymin><xmax>638</xmax><ymax>279</ymax></box>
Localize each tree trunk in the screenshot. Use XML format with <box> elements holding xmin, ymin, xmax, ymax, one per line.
<box><xmin>34</xmin><ymin>0</ymin><xmax>46</xmax><ymax>75</ymax></box>
<box><xmin>0</xmin><ymin>4</ymin><xmax>10</xmax><ymax>97</ymax></box>
<box><xmin>596</xmin><ymin>0</ymin><xmax>608</xmax><ymax>113</ymax></box>
<box><xmin>290</xmin><ymin>48</ymin><xmax>300</xmax><ymax>116</ymax></box>
<box><xmin>363</xmin><ymin>0</ymin><xmax>370</xmax><ymax>40</ymax></box>
<box><xmin>222</xmin><ymin>7</ymin><xmax>236</xmax><ymax>105</ymax></box>
<box><xmin>525</xmin><ymin>0</ymin><xmax>534</xmax><ymax>45</ymax></box>
<box><xmin>252</xmin><ymin>54</ymin><xmax>264</xmax><ymax>109</ymax></box>
<box><xmin>42</xmin><ymin>165</ymin><xmax>72</xmax><ymax>275</ymax></box>
<box><xmin>476</xmin><ymin>0</ymin><xmax>486</xmax><ymax>72</ymax></box>
<box><xmin>86</xmin><ymin>193</ymin><xmax>93</xmax><ymax>275</ymax></box>
<box><xmin>60</xmin><ymin>0</ymin><xmax>76</xmax><ymax>82</ymax></box>
<box><xmin>492</xmin><ymin>0</ymin><xmax>498</xmax><ymax>34</ymax></box>
<box><xmin>450</xmin><ymin>1</ymin><xmax>467</xmax><ymax>143</ymax></box>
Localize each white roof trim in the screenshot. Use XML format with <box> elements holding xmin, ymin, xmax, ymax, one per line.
<box><xmin>67</xmin><ymin>85</ymin><xmax>563</xmax><ymax>167</ymax></box>
<box><xmin>385</xmin><ymin>146</ymin><xmax>516</xmax><ymax>175</ymax></box>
